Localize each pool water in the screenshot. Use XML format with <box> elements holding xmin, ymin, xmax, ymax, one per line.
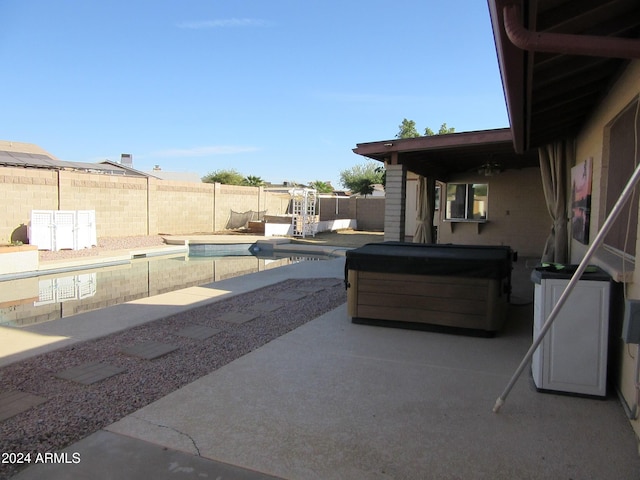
<box><xmin>0</xmin><ymin>252</ymin><xmax>326</xmax><ymax>328</ymax></box>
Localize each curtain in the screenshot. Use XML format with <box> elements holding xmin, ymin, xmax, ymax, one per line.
<box><xmin>539</xmin><ymin>139</ymin><xmax>574</xmax><ymax>263</ymax></box>
<box><xmin>414</xmin><ymin>175</ymin><xmax>436</xmax><ymax>243</ymax></box>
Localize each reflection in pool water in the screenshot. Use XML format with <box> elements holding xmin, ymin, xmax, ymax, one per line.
<box><xmin>0</xmin><ymin>252</ymin><xmax>326</xmax><ymax>328</ymax></box>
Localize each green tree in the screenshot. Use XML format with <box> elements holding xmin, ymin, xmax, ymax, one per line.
<box><xmin>202</xmin><ymin>169</ymin><xmax>245</xmax><ymax>185</ymax></box>
<box><xmin>375</xmin><ymin>165</ymin><xmax>386</xmax><ymax>188</ymax></box>
<box><xmin>340</xmin><ymin>162</ymin><xmax>384</xmax><ymax>194</ymax></box>
<box><xmin>243</xmin><ymin>175</ymin><xmax>265</xmax><ymax>187</ymax></box>
<box><xmin>425</xmin><ymin>122</ymin><xmax>455</xmax><ymax>136</ymax></box>
<box><xmin>352</xmin><ymin>178</ymin><xmax>375</xmax><ymax>197</ymax></box>
<box><xmin>397</xmin><ymin>119</ymin><xmax>456</xmax><ymax>137</ymax></box>
<box><xmin>309</xmin><ymin>180</ymin><xmax>334</xmax><ymax>193</ymax></box>
<box><xmin>396</xmin><ymin>118</ymin><xmax>421</xmax><ymax>138</ymax></box>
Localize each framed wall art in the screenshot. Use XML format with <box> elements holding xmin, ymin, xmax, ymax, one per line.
<box><xmin>571</xmin><ymin>158</ymin><xmax>593</xmax><ymax>245</ymax></box>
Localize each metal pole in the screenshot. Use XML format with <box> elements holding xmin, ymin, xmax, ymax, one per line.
<box><xmin>493</xmin><ymin>160</ymin><xmax>640</xmax><ymax>413</ymax></box>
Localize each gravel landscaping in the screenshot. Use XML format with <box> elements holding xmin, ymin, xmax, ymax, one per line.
<box><xmin>38</xmin><ymin>235</ymin><xmax>167</xmax><ymax>262</ymax></box>
<box><xmin>0</xmin><ymin>277</ymin><xmax>346</xmax><ymax>480</ymax></box>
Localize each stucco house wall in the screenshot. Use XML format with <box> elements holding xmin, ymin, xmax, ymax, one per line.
<box><xmin>402</xmin><ymin>167</ymin><xmax>548</xmax><ymax>257</ymax></box>
<box><xmin>566</xmin><ymin>59</ymin><xmax>640</xmax><ymax>440</ymax></box>
<box><xmin>438</xmin><ymin>168</ymin><xmax>548</xmax><ymax>257</ymax></box>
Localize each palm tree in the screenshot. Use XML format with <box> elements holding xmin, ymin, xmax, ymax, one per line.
<box><xmin>243</xmin><ymin>175</ymin><xmax>265</xmax><ymax>187</ymax></box>
<box><xmin>309</xmin><ymin>180</ymin><xmax>334</xmax><ymax>193</ymax></box>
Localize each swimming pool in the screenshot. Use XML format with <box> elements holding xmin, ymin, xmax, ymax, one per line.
<box><xmin>0</xmin><ymin>250</ymin><xmax>329</xmax><ymax>328</ymax></box>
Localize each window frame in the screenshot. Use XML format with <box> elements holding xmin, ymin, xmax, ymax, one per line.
<box><xmin>602</xmin><ymin>97</ymin><xmax>639</xmax><ymax>258</ymax></box>
<box><xmin>444</xmin><ymin>183</ymin><xmax>488</xmax><ymax>221</ymax></box>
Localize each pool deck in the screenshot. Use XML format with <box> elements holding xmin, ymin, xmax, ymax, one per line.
<box><xmin>5</xmin><ymin>240</ymin><xmax>640</xmax><ymax>479</ymax></box>
<box><xmin>0</xmin><ymin>237</ymin><xmax>346</xmax><ymax>367</ymax></box>
<box><xmin>164</xmin><ymin>234</ymin><xmax>271</xmax><ymax>245</ymax></box>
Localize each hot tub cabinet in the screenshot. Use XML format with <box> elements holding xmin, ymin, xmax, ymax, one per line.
<box><xmin>345</xmin><ymin>243</ymin><xmax>514</xmax><ymax>335</ymax></box>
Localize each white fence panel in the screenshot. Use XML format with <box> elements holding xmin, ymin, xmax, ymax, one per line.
<box><xmin>76</xmin><ymin>210</ymin><xmax>97</xmax><ymax>249</ymax></box>
<box><xmin>77</xmin><ymin>273</ymin><xmax>97</xmax><ymax>299</ymax></box>
<box><xmin>55</xmin><ymin>276</ymin><xmax>77</xmax><ymax>301</ymax></box>
<box><xmin>35</xmin><ymin>273</ymin><xmax>97</xmax><ymax>305</ymax></box>
<box><xmin>29</xmin><ymin>210</ymin><xmax>96</xmax><ymax>251</ymax></box>
<box><xmin>29</xmin><ymin>210</ymin><xmax>55</xmax><ymax>250</ymax></box>
<box><xmin>35</xmin><ymin>279</ymin><xmax>56</xmax><ymax>305</ymax></box>
<box><xmin>53</xmin><ymin>211</ymin><xmax>76</xmax><ymax>251</ymax></box>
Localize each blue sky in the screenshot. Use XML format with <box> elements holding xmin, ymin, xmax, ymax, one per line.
<box><xmin>1</xmin><ymin>1</ymin><xmax>508</xmax><ymax>187</ymax></box>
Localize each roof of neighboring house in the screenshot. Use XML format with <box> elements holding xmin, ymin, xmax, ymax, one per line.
<box><xmin>143</xmin><ymin>170</ymin><xmax>202</xmax><ymax>183</ymax></box>
<box><xmin>0</xmin><ymin>140</ymin><xmax>60</xmax><ymax>159</ymax></box>
<box><xmin>353</xmin><ymin>128</ymin><xmax>538</xmax><ymax>181</ymax></box>
<box><xmin>0</xmin><ymin>142</ymin><xmax>149</xmax><ymax>177</ymax></box>
<box><xmin>0</xmin><ymin>151</ymin><xmax>141</xmax><ymax>175</ymax></box>
<box><xmin>488</xmin><ymin>0</ymin><xmax>640</xmax><ymax>153</ymax></box>
<box><xmin>97</xmin><ymin>160</ymin><xmax>156</xmax><ymax>178</ymax></box>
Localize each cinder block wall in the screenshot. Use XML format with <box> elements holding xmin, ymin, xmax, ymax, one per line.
<box><xmin>318</xmin><ymin>197</ymin><xmax>351</xmax><ymax>221</ymax></box>
<box><xmin>149</xmin><ymin>179</ymin><xmax>215</xmax><ymax>234</ymax></box>
<box><xmin>215</xmin><ymin>184</ymin><xmax>261</xmax><ymax>231</ymax></box>
<box><xmin>0</xmin><ymin>167</ymin><xmax>386</xmax><ymax>241</ymax></box>
<box><xmin>318</xmin><ymin>196</ymin><xmax>385</xmax><ymax>230</ymax></box>
<box><xmin>58</xmin><ymin>171</ymin><xmax>148</xmax><ymax>237</ymax></box>
<box><xmin>350</xmin><ymin>197</ymin><xmax>385</xmax><ymax>231</ymax></box>
<box><xmin>0</xmin><ymin>167</ymin><xmax>58</xmax><ymax>243</ymax></box>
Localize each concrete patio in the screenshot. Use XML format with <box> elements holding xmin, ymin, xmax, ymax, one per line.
<box><xmin>9</xmin><ymin>254</ymin><xmax>640</xmax><ymax>479</ymax></box>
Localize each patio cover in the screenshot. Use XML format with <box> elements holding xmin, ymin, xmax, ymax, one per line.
<box><xmin>353</xmin><ymin>129</ymin><xmax>538</xmax><ymax>246</ymax></box>
<box><xmin>353</xmin><ymin>128</ymin><xmax>538</xmax><ymax>183</ymax></box>
<box><xmin>487</xmin><ymin>0</ymin><xmax>640</xmax><ymax>264</ymax></box>
<box><xmin>488</xmin><ymin>0</ymin><xmax>640</xmax><ymax>154</ymax></box>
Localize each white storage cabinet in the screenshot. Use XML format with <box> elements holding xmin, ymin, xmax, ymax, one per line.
<box><xmin>531</xmin><ymin>266</ymin><xmax>611</xmax><ymax>397</ymax></box>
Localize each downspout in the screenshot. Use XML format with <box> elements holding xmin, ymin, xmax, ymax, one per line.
<box><xmin>503</xmin><ymin>4</ymin><xmax>640</xmax><ymax>59</ymax></box>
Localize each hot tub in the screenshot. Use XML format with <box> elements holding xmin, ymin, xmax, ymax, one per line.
<box><xmin>345</xmin><ymin>242</ymin><xmax>514</xmax><ymax>335</ymax></box>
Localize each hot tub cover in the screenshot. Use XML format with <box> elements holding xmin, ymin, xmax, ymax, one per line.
<box><xmin>345</xmin><ymin>242</ymin><xmax>513</xmax><ymax>281</ymax></box>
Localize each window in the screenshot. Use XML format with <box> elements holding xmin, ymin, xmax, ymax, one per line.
<box><xmin>604</xmin><ymin>99</ymin><xmax>639</xmax><ymax>257</ymax></box>
<box><xmin>445</xmin><ymin>183</ymin><xmax>488</xmax><ymax>220</ymax></box>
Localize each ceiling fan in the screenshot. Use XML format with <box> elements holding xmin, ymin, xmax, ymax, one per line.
<box><xmin>477</xmin><ymin>161</ymin><xmax>503</xmax><ymax>176</ymax></box>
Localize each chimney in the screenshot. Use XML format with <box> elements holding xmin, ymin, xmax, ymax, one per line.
<box><xmin>120</xmin><ymin>154</ymin><xmax>132</xmax><ymax>167</ymax></box>
<box><xmin>153</xmin><ymin>165</ymin><xmax>161</xmax><ymax>171</ymax></box>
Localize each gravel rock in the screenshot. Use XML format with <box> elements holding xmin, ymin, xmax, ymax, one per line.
<box><xmin>39</xmin><ymin>236</ymin><xmax>167</xmax><ymax>262</ymax></box>
<box><xmin>0</xmin><ymin>278</ymin><xmax>346</xmax><ymax>479</ymax></box>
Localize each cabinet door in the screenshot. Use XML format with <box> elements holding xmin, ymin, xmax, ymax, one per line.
<box><xmin>532</xmin><ymin>284</ymin><xmax>544</xmax><ymax>386</ymax></box>
<box><xmin>541</xmin><ymin>279</ymin><xmax>609</xmax><ymax>396</ymax></box>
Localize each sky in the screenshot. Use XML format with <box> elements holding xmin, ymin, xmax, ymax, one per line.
<box><xmin>1</xmin><ymin>1</ymin><xmax>509</xmax><ymax>187</ymax></box>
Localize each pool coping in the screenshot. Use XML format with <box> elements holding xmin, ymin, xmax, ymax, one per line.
<box><xmin>0</xmin><ymin>237</ymin><xmax>350</xmax><ymax>282</ymax></box>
